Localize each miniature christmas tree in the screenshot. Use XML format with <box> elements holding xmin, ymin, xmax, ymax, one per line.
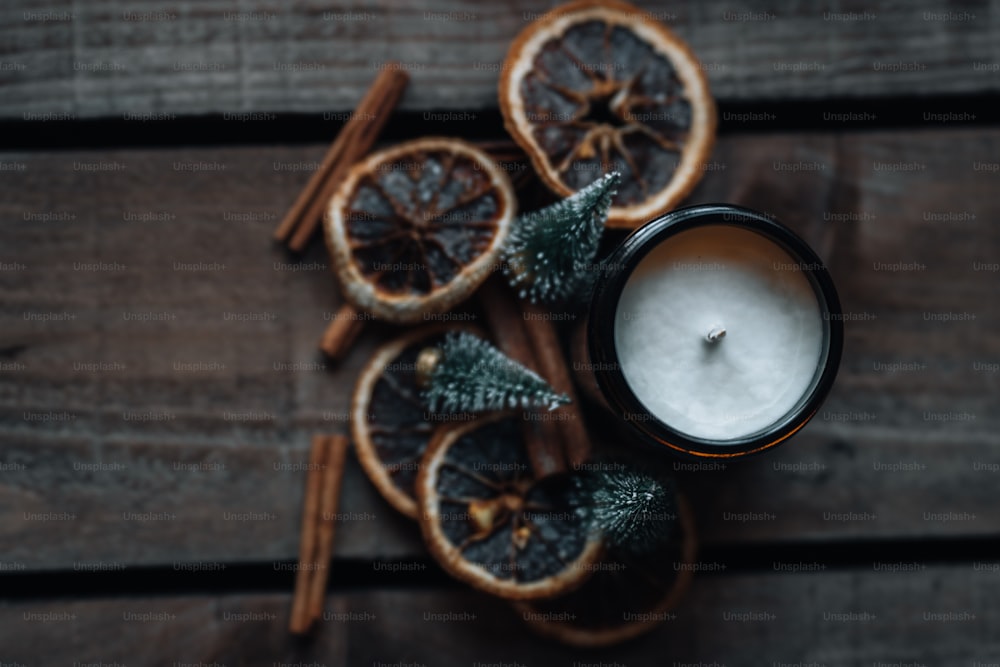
<box><xmin>582</xmin><ymin>463</ymin><xmax>677</xmax><ymax>555</ymax></box>
<box><xmin>421</xmin><ymin>331</ymin><xmax>570</xmax><ymax>413</ymax></box>
<box><xmin>503</xmin><ymin>171</ymin><xmax>620</xmax><ymax>305</ymax></box>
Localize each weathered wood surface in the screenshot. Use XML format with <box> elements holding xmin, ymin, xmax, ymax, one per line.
<box><xmin>3</xmin><ymin>566</ymin><xmax>999</xmax><ymax>665</ymax></box>
<box><xmin>1</xmin><ymin>0</ymin><xmax>997</xmax><ymax>118</ymax></box>
<box><xmin>1</xmin><ymin>128</ymin><xmax>997</xmax><ymax>569</ymax></box>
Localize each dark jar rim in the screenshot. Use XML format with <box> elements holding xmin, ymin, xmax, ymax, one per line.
<box><xmin>587</xmin><ymin>203</ymin><xmax>844</xmax><ymax>459</ymax></box>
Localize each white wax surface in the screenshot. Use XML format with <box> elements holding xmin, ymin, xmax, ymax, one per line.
<box><xmin>614</xmin><ymin>225</ymin><xmax>824</xmax><ymax>441</ymax></box>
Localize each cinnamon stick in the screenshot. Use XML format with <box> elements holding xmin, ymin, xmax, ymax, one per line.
<box><xmin>521</xmin><ymin>301</ymin><xmax>592</xmax><ymax>468</ymax></box>
<box><xmin>275</xmin><ymin>66</ymin><xmax>409</xmax><ymax>251</ymax></box>
<box><xmin>273</xmin><ymin>131</ymin><xmax>342</xmax><ymax>244</ymax></box>
<box><xmin>289</xmin><ymin>434</ymin><xmax>350</xmax><ymax>634</ymax></box>
<box><xmin>319</xmin><ymin>303</ymin><xmax>367</xmax><ymax>360</ymax></box>
<box><xmin>289</xmin><ymin>435</ymin><xmax>330</xmax><ymax>634</ymax></box>
<box><xmin>478</xmin><ymin>277</ymin><xmax>566</xmax><ymax>477</ymax></box>
<box><xmin>307</xmin><ymin>434</ymin><xmax>350</xmax><ymax>622</ymax></box>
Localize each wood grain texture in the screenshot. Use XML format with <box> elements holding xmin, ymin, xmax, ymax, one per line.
<box><xmin>3</xmin><ymin>566</ymin><xmax>1000</xmax><ymax>665</ymax></box>
<box><xmin>0</xmin><ymin>129</ymin><xmax>997</xmax><ymax>570</ymax></box>
<box><xmin>0</xmin><ymin>0</ymin><xmax>997</xmax><ymax>118</ymax></box>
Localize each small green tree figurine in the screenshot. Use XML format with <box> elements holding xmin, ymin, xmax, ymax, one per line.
<box><xmin>583</xmin><ymin>464</ymin><xmax>678</xmax><ymax>555</ymax></box>
<box><xmin>420</xmin><ymin>332</ymin><xmax>570</xmax><ymax>414</ymax></box>
<box><xmin>503</xmin><ymin>171</ymin><xmax>620</xmax><ymax>304</ymax></box>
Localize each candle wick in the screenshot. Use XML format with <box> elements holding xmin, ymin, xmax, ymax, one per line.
<box><xmin>706</xmin><ymin>325</ymin><xmax>726</xmax><ymax>343</ymax></box>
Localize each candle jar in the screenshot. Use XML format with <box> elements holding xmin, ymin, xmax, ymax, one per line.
<box><xmin>584</xmin><ymin>204</ymin><xmax>843</xmax><ymax>459</ymax></box>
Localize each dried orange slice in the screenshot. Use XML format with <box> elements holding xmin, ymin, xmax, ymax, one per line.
<box><xmin>326</xmin><ymin>138</ymin><xmax>516</xmax><ymax>324</ymax></box>
<box><xmin>417</xmin><ymin>415</ymin><xmax>602</xmax><ymax>600</ymax></box>
<box><xmin>352</xmin><ymin>324</ymin><xmax>479</xmax><ymax>519</ymax></box>
<box><xmin>499</xmin><ymin>0</ymin><xmax>716</xmax><ymax>228</ymax></box>
<box><xmin>515</xmin><ymin>495</ymin><xmax>697</xmax><ymax>646</ymax></box>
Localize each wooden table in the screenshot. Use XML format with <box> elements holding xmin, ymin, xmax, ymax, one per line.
<box><xmin>2</xmin><ymin>1</ymin><xmax>998</xmax><ymax>664</ymax></box>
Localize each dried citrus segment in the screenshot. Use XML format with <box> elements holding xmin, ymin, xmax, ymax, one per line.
<box><xmin>326</xmin><ymin>138</ymin><xmax>515</xmax><ymax>323</ymax></box>
<box><xmin>352</xmin><ymin>324</ymin><xmax>478</xmax><ymax>519</ymax></box>
<box><xmin>417</xmin><ymin>415</ymin><xmax>602</xmax><ymax>600</ymax></box>
<box><xmin>500</xmin><ymin>0</ymin><xmax>716</xmax><ymax>228</ymax></box>
<box><xmin>515</xmin><ymin>495</ymin><xmax>697</xmax><ymax>647</ymax></box>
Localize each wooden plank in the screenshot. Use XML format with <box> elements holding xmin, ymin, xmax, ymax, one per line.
<box><xmin>0</xmin><ymin>129</ymin><xmax>998</xmax><ymax>570</ymax></box>
<box><xmin>0</xmin><ymin>0</ymin><xmax>997</xmax><ymax>118</ymax></box>
<box><xmin>3</xmin><ymin>428</ymin><xmax>997</xmax><ymax>569</ymax></box>
<box><xmin>0</xmin><ymin>434</ymin><xmax>422</xmax><ymax>569</ymax></box>
<box><xmin>678</xmin><ymin>430</ymin><xmax>1000</xmax><ymax>545</ymax></box>
<box><xmin>0</xmin><ymin>592</ymin><xmax>348</xmax><ymax>666</ymax></box>
<box><xmin>2</xmin><ymin>566</ymin><xmax>1000</xmax><ymax>664</ymax></box>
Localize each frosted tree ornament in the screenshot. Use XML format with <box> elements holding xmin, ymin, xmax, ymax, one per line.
<box><xmin>419</xmin><ymin>332</ymin><xmax>570</xmax><ymax>414</ymax></box>
<box><xmin>503</xmin><ymin>172</ymin><xmax>620</xmax><ymax>305</ymax></box>
<box><xmin>583</xmin><ymin>464</ymin><xmax>678</xmax><ymax>556</ymax></box>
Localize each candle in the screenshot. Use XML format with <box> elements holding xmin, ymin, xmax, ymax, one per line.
<box><xmin>587</xmin><ymin>205</ymin><xmax>842</xmax><ymax>458</ymax></box>
<box><xmin>615</xmin><ymin>224</ymin><xmax>823</xmax><ymax>440</ymax></box>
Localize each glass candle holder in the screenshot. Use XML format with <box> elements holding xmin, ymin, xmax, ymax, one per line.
<box><xmin>586</xmin><ymin>204</ymin><xmax>843</xmax><ymax>459</ymax></box>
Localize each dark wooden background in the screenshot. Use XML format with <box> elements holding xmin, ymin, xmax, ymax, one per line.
<box><xmin>1</xmin><ymin>0</ymin><xmax>999</xmax><ymax>665</ymax></box>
